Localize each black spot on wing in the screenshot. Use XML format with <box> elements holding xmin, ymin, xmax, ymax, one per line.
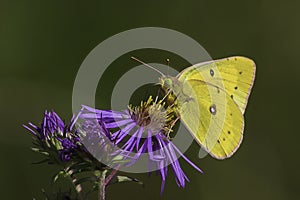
<box><xmin>209</xmin><ymin>104</ymin><xmax>217</xmax><ymax>115</ymax></box>
<box><xmin>210</xmin><ymin>69</ymin><xmax>214</xmax><ymax>77</ymax></box>
<box><xmin>216</xmin><ymin>87</ymin><xmax>220</xmax><ymax>93</ymax></box>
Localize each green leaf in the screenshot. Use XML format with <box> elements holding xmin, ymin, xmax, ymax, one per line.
<box><xmin>31</xmin><ymin>147</ymin><xmax>41</xmax><ymax>152</ymax></box>
<box><xmin>109</xmin><ymin>175</ymin><xmax>144</xmax><ymax>186</ymax></box>
<box><xmin>32</xmin><ymin>158</ymin><xmax>50</xmax><ymax>165</ymax></box>
<box><xmin>111</xmin><ymin>155</ymin><xmax>124</xmax><ymax>162</ymax></box>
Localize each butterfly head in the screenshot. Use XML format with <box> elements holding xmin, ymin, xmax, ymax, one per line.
<box><xmin>159</xmin><ymin>76</ymin><xmax>175</xmax><ymax>90</ymax></box>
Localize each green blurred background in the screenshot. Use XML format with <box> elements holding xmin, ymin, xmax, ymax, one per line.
<box><xmin>1</xmin><ymin>0</ymin><xmax>299</xmax><ymax>199</ymax></box>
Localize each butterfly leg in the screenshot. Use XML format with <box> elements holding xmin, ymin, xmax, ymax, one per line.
<box><xmin>161</xmin><ymin>89</ymin><xmax>172</xmax><ymax>102</ymax></box>
<box><xmin>166</xmin><ymin>116</ymin><xmax>180</xmax><ymax>139</ymax></box>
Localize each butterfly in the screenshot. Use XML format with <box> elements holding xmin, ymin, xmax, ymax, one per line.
<box><xmin>157</xmin><ymin>56</ymin><xmax>256</xmax><ymax>159</ymax></box>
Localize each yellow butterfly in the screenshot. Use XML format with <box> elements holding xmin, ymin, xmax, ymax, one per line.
<box><xmin>158</xmin><ymin>56</ymin><xmax>256</xmax><ymax>159</ymax></box>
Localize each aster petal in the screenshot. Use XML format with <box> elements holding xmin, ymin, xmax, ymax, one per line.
<box><xmin>126</xmin><ymin>142</ymin><xmax>147</xmax><ymax>166</ymax></box>
<box><xmin>135</xmin><ymin>126</ymin><xmax>144</xmax><ymax>151</ymax></box>
<box><xmin>121</xmin><ymin>128</ymin><xmax>140</xmax><ymax>152</ymax></box>
<box><xmin>114</xmin><ymin>122</ymin><xmax>136</xmax><ymax>144</ymax></box>
<box><xmin>22</xmin><ymin>124</ymin><xmax>37</xmax><ymax>135</ymax></box>
<box><xmin>161</xmin><ymin>178</ymin><xmax>166</xmax><ymax>194</ymax></box>
<box><xmin>154</xmin><ymin>134</ymin><xmax>167</xmax><ymax>160</ymax></box>
<box><xmin>81</xmin><ymin>105</ymin><xmax>130</xmax><ymax>119</ymax></box>
<box><xmin>51</xmin><ymin>111</ymin><xmax>65</xmax><ymax>130</ymax></box>
<box><xmin>159</xmin><ymin>162</ymin><xmax>166</xmax><ymax>181</ymax></box>
<box><xmin>159</xmin><ymin>164</ymin><xmax>168</xmax><ymax>193</ymax></box>
<box><xmin>28</xmin><ymin>122</ymin><xmax>38</xmax><ymax>130</ymax></box>
<box><xmin>105</xmin><ymin>119</ymin><xmax>134</xmax><ymax>129</ymax></box>
<box><xmin>42</xmin><ymin>111</ymin><xmax>47</xmax><ymax>137</ymax></box>
<box><xmin>158</xmin><ymin>137</ymin><xmax>186</xmax><ymax>187</ymax></box>
<box><xmin>69</xmin><ymin>108</ymin><xmax>84</xmax><ymax>131</ymax></box>
<box><xmin>170</xmin><ymin>142</ymin><xmax>203</xmax><ymax>174</ymax></box>
<box><xmin>147</xmin><ymin>130</ymin><xmax>153</xmax><ymax>154</ymax></box>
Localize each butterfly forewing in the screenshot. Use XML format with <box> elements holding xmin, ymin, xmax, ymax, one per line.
<box><xmin>178</xmin><ymin>56</ymin><xmax>256</xmax><ymax>114</ymax></box>
<box><xmin>174</xmin><ymin>56</ymin><xmax>255</xmax><ymax>159</ymax></box>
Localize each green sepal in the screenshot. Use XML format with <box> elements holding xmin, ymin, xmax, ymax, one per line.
<box><xmin>31</xmin><ymin>147</ymin><xmax>50</xmax><ymax>156</ymax></box>
<box><xmin>52</xmin><ymin>170</ymin><xmax>66</xmax><ymax>184</ymax></box>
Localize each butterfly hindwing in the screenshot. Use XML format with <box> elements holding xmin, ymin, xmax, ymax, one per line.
<box><xmin>176</xmin><ymin>79</ymin><xmax>244</xmax><ymax>159</ymax></box>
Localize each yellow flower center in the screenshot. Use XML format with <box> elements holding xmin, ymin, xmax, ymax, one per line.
<box><xmin>128</xmin><ymin>96</ymin><xmax>176</xmax><ymax>135</ymax></box>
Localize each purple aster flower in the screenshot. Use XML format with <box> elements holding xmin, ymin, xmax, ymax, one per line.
<box><xmin>23</xmin><ymin>110</ymin><xmax>81</xmax><ymax>162</ymax></box>
<box><xmin>80</xmin><ymin>96</ymin><xmax>203</xmax><ymax>192</ymax></box>
<box><xmin>23</xmin><ymin>109</ymin><xmax>146</xmax><ymax>200</ymax></box>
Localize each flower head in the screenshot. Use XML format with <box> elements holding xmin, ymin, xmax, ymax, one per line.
<box><xmin>23</xmin><ymin>110</ymin><xmax>145</xmax><ymax>198</ymax></box>
<box><xmin>23</xmin><ymin>110</ymin><xmax>81</xmax><ymax>162</ymax></box>
<box><xmin>80</xmin><ymin>96</ymin><xmax>203</xmax><ymax>192</ymax></box>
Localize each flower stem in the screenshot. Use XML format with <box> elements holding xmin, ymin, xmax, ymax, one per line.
<box><xmin>99</xmin><ymin>166</ymin><xmax>120</xmax><ymax>200</ymax></box>
<box><xmin>104</xmin><ymin>165</ymin><xmax>121</xmax><ymax>185</ymax></box>
<box><xmin>99</xmin><ymin>170</ymin><xmax>107</xmax><ymax>200</ymax></box>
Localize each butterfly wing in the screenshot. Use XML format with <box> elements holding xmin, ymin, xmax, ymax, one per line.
<box><xmin>176</xmin><ymin>56</ymin><xmax>255</xmax><ymax>159</ymax></box>
<box><xmin>178</xmin><ymin>56</ymin><xmax>256</xmax><ymax>114</ymax></box>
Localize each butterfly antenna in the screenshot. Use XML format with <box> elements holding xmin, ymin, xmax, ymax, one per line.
<box><xmin>131</xmin><ymin>56</ymin><xmax>165</xmax><ymax>77</ymax></box>
<box><xmin>166</xmin><ymin>58</ymin><xmax>170</xmax><ymax>76</ymax></box>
